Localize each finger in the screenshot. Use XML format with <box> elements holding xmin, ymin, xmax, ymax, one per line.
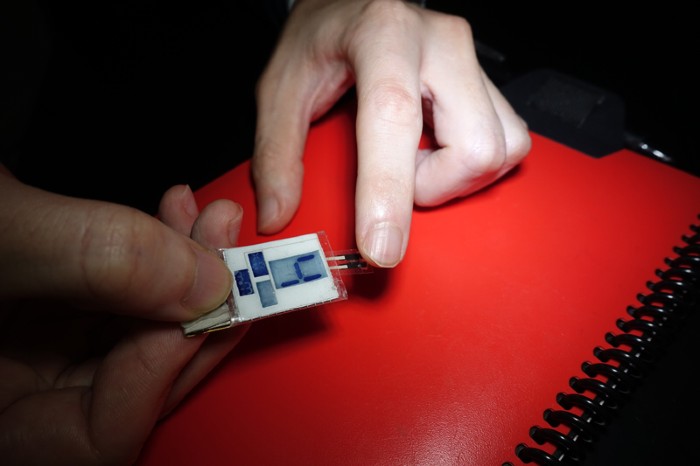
<box><xmin>157</xmin><ymin>184</ymin><xmax>200</xmax><ymax>236</ymax></box>
<box><xmin>0</xmin><ymin>324</ymin><xmax>204</xmax><ymax>465</ymax></box>
<box><xmin>414</xmin><ymin>14</ymin><xmax>505</xmax><ymax>205</ymax></box>
<box><xmin>250</xmin><ymin>38</ymin><xmax>312</xmax><ymax>235</ymax></box>
<box><xmin>87</xmin><ymin>198</ymin><xmax>247</xmax><ymax>462</ymax></box>
<box><xmin>89</xmin><ymin>323</ymin><xmax>207</xmax><ymax>463</ymax></box>
<box><xmin>160</xmin><ymin>324</ymin><xmax>250</xmax><ymax>418</ymax></box>
<box><xmin>352</xmin><ymin>4</ymin><xmax>423</xmax><ymax>267</ymax></box>
<box><xmin>190</xmin><ymin>198</ymin><xmax>244</xmax><ymax>250</ymax></box>
<box><xmin>481</xmin><ymin>71</ymin><xmax>532</xmax><ymax>174</ymax></box>
<box><xmin>0</xmin><ymin>177</ymin><xmax>232</xmax><ymax>321</ymax></box>
<box><xmin>162</xmin><ymin>198</ymin><xmax>249</xmax><ymax>416</ymax></box>
<box><xmin>413</xmin><ymin>15</ymin><xmax>530</xmax><ymax>206</ymax></box>
<box><xmin>251</xmin><ymin>4</ymin><xmax>354</xmax><ymax>235</ymax></box>
<box><xmin>250</xmin><ymin>88</ymin><xmax>307</xmax><ymax>235</ymax></box>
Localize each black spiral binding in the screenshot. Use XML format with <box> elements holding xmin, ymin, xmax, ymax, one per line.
<box><xmin>503</xmin><ymin>214</ymin><xmax>700</xmax><ymax>466</ymax></box>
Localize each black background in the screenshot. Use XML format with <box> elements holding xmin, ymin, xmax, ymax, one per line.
<box><xmin>439</xmin><ymin>3</ymin><xmax>699</xmax><ymax>177</ymax></box>
<box><xmin>6</xmin><ymin>2</ymin><xmax>698</xmax><ymax>212</ymax></box>
<box><xmin>4</xmin><ymin>0</ymin><xmax>278</xmax><ymax>214</ymax></box>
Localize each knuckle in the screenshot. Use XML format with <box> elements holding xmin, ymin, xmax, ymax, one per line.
<box><xmin>458</xmin><ymin>132</ymin><xmax>508</xmax><ymax>177</ymax></box>
<box><xmin>457</xmin><ymin>113</ymin><xmax>534</xmax><ymax>177</ymax></box>
<box><xmin>362</xmin><ymin>81</ymin><xmax>421</xmax><ymax>129</ymax></box>
<box><xmin>435</xmin><ymin>12</ymin><xmax>474</xmax><ymax>40</ymax></box>
<box><xmin>507</xmin><ymin>126</ymin><xmax>533</xmax><ymax>164</ymax></box>
<box><xmin>361</xmin><ymin>0</ymin><xmax>415</xmax><ymax>22</ymax></box>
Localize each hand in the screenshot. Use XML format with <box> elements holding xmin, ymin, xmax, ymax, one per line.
<box><xmin>251</xmin><ymin>0</ymin><xmax>531</xmax><ymax>268</ymax></box>
<box><xmin>0</xmin><ymin>172</ymin><xmax>248</xmax><ymax>465</ymax></box>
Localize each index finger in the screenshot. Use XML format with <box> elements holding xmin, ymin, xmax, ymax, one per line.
<box><xmin>352</xmin><ymin>9</ymin><xmax>423</xmax><ymax>268</ymax></box>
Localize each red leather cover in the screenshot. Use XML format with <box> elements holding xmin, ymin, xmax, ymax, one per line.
<box><xmin>137</xmin><ymin>100</ymin><xmax>700</xmax><ymax>465</ymax></box>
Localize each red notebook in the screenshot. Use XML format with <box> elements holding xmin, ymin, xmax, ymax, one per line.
<box><xmin>137</xmin><ymin>100</ymin><xmax>700</xmax><ymax>465</ymax></box>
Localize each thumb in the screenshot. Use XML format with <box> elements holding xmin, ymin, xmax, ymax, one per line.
<box><xmin>0</xmin><ymin>176</ymin><xmax>232</xmax><ymax>321</ymax></box>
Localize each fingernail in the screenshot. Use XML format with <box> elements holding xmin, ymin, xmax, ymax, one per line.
<box><xmin>184</xmin><ymin>247</ymin><xmax>232</xmax><ymax>315</ymax></box>
<box><xmin>258</xmin><ymin>196</ymin><xmax>279</xmax><ymax>231</ymax></box>
<box><xmin>227</xmin><ymin>204</ymin><xmax>243</xmax><ymax>246</ymax></box>
<box><xmin>181</xmin><ymin>185</ymin><xmax>199</xmax><ymax>218</ymax></box>
<box><xmin>365</xmin><ymin>222</ymin><xmax>404</xmax><ymax>268</ymax></box>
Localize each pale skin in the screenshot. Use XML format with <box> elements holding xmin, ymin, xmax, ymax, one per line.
<box><xmin>252</xmin><ymin>0</ymin><xmax>531</xmax><ymax>268</ymax></box>
<box><xmin>1</xmin><ymin>0</ymin><xmax>530</xmax><ymax>463</ymax></box>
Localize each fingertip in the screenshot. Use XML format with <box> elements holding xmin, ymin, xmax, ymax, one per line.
<box><xmin>159</xmin><ymin>184</ymin><xmax>196</xmax><ymax>213</ymax></box>
<box><xmin>183</xmin><ymin>200</ymin><xmax>245</xmax><ymax>318</ymax></box>
<box><xmin>158</xmin><ymin>184</ymin><xmax>199</xmax><ymax>236</ymax></box>
<box><xmin>191</xmin><ymin>199</ymin><xmax>244</xmax><ymax>250</ymax></box>
<box><xmin>182</xmin><ymin>246</ymin><xmax>233</xmax><ymax>317</ymax></box>
<box><xmin>251</xmin><ymin>147</ymin><xmax>304</xmax><ymax>234</ymax></box>
<box><xmin>359</xmin><ymin>221</ymin><xmax>406</xmax><ymax>268</ymax></box>
<box><xmin>256</xmin><ymin>193</ymin><xmax>280</xmax><ymax>233</ymax></box>
<box><xmin>255</xmin><ymin>191</ymin><xmax>298</xmax><ymax>234</ymax></box>
<box><xmin>226</xmin><ymin>202</ymin><xmax>244</xmax><ymax>247</ymax></box>
<box><xmin>179</xmin><ymin>185</ymin><xmax>199</xmax><ymax>218</ymax></box>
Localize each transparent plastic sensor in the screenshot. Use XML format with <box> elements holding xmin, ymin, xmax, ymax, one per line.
<box><xmin>181</xmin><ymin>231</ymin><xmax>371</xmax><ymax>337</ymax></box>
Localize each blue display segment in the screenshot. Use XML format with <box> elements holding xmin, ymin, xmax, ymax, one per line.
<box><xmin>234</xmin><ymin>269</ymin><xmax>254</xmax><ymax>296</ymax></box>
<box><xmin>270</xmin><ymin>251</ymin><xmax>327</xmax><ymax>289</ymax></box>
<box><xmin>256</xmin><ymin>280</ymin><xmax>278</xmax><ymax>307</ymax></box>
<box><xmin>248</xmin><ymin>251</ymin><xmax>269</xmax><ymax>277</ymax></box>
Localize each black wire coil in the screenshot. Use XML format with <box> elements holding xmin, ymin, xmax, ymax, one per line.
<box><xmin>503</xmin><ymin>215</ymin><xmax>700</xmax><ymax>465</ymax></box>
